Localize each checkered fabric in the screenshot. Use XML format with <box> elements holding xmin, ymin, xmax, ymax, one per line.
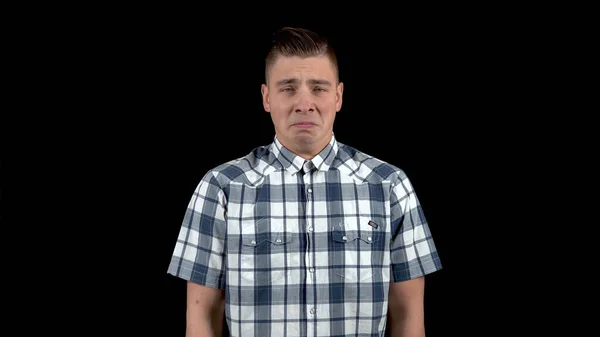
<box><xmin>168</xmin><ymin>133</ymin><xmax>442</xmax><ymax>337</ymax></box>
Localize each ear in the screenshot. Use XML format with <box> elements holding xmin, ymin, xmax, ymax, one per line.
<box><xmin>336</xmin><ymin>82</ymin><xmax>344</xmax><ymax>112</ymax></box>
<box><xmin>261</xmin><ymin>84</ymin><xmax>270</xmax><ymax>112</ymax></box>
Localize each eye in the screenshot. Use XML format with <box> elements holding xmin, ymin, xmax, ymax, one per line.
<box><xmin>314</xmin><ymin>87</ymin><xmax>327</xmax><ymax>92</ymax></box>
<box><xmin>281</xmin><ymin>87</ymin><xmax>294</xmax><ymax>92</ymax></box>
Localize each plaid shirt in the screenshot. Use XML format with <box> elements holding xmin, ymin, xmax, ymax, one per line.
<box><xmin>167</xmin><ymin>134</ymin><xmax>442</xmax><ymax>337</ymax></box>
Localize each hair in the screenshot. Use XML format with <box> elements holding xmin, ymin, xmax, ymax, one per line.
<box><xmin>265</xmin><ymin>27</ymin><xmax>339</xmax><ymax>83</ymax></box>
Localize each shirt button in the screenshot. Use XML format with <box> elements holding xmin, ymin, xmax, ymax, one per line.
<box><xmin>310</xmin><ymin>308</ymin><xmax>315</xmax><ymax>314</ymax></box>
<box><xmin>367</xmin><ymin>237</ymin><xmax>372</xmax><ymax>242</ymax></box>
<box><xmin>276</xmin><ymin>239</ymin><xmax>282</xmax><ymax>243</ymax></box>
<box><xmin>250</xmin><ymin>240</ymin><xmax>256</xmax><ymax>245</ymax></box>
<box><xmin>342</xmin><ymin>236</ymin><xmax>347</xmax><ymax>241</ymax></box>
<box><xmin>307</xmin><ymin>188</ymin><xmax>312</xmax><ymax>193</ymax></box>
<box><xmin>308</xmin><ymin>227</ymin><xmax>313</xmax><ymax>232</ymax></box>
<box><xmin>309</xmin><ymin>268</ymin><xmax>315</xmax><ymax>273</ymax></box>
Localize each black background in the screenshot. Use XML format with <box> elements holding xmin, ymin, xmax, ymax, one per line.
<box><xmin>3</xmin><ymin>6</ymin><xmax>587</xmax><ymax>336</ymax></box>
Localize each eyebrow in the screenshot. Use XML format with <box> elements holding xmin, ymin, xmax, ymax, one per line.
<box><xmin>275</xmin><ymin>78</ymin><xmax>333</xmax><ymax>87</ymax></box>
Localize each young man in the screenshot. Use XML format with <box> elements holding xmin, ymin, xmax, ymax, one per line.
<box><xmin>167</xmin><ymin>26</ymin><xmax>442</xmax><ymax>337</ymax></box>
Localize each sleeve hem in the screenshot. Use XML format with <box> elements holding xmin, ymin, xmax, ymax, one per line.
<box><xmin>167</xmin><ymin>266</ymin><xmax>226</xmax><ymax>290</ymax></box>
<box><xmin>390</xmin><ymin>255</ymin><xmax>442</xmax><ymax>282</ymax></box>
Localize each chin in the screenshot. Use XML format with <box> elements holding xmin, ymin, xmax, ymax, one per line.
<box><xmin>294</xmin><ymin>134</ymin><xmax>317</xmax><ymax>144</ymax></box>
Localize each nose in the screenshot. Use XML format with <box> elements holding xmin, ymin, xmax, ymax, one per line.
<box><xmin>294</xmin><ymin>88</ymin><xmax>315</xmax><ymax>114</ymax></box>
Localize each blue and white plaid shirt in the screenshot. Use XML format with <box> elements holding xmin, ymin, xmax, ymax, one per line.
<box><xmin>167</xmin><ymin>133</ymin><xmax>442</xmax><ymax>337</ymax></box>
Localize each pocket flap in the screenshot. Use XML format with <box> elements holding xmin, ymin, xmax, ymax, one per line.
<box><xmin>332</xmin><ymin>229</ymin><xmax>379</xmax><ymax>244</ymax></box>
<box><xmin>243</xmin><ymin>232</ymin><xmax>291</xmax><ymax>247</ymax></box>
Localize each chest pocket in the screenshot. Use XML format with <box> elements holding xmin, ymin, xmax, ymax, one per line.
<box><xmin>239</xmin><ymin>218</ymin><xmax>291</xmax><ymax>286</ymax></box>
<box><xmin>330</xmin><ymin>218</ymin><xmax>385</xmax><ymax>282</ymax></box>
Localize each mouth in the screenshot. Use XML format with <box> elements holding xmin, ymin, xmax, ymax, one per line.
<box><xmin>291</xmin><ymin>122</ymin><xmax>317</xmax><ymax>128</ymax></box>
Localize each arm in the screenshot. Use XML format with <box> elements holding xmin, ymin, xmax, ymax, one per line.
<box><xmin>166</xmin><ymin>171</ymin><xmax>228</xmax><ymax>336</ymax></box>
<box><xmin>387</xmin><ymin>276</ymin><xmax>425</xmax><ymax>337</ymax></box>
<box><xmin>387</xmin><ymin>172</ymin><xmax>442</xmax><ymax>336</ymax></box>
<box><xmin>186</xmin><ymin>281</ymin><xmax>225</xmax><ymax>337</ymax></box>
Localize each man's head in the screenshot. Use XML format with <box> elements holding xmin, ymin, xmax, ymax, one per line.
<box><xmin>261</xmin><ymin>27</ymin><xmax>343</xmax><ymax>160</ymax></box>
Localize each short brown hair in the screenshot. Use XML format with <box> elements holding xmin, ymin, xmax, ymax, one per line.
<box><xmin>265</xmin><ymin>27</ymin><xmax>339</xmax><ymax>83</ymax></box>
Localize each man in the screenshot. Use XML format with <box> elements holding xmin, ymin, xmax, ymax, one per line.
<box><xmin>167</xmin><ymin>26</ymin><xmax>442</xmax><ymax>337</ymax></box>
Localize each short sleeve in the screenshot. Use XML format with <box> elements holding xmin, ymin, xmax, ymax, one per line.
<box><xmin>389</xmin><ymin>173</ymin><xmax>442</xmax><ymax>282</ymax></box>
<box><xmin>167</xmin><ymin>171</ymin><xmax>227</xmax><ymax>289</ymax></box>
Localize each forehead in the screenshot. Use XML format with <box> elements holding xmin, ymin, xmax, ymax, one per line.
<box><xmin>268</xmin><ymin>55</ymin><xmax>336</xmax><ymax>83</ymax></box>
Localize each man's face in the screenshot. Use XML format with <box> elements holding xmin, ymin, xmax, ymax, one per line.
<box><xmin>261</xmin><ymin>55</ymin><xmax>343</xmax><ymax>158</ymax></box>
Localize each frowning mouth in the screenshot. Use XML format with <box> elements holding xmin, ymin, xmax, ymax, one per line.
<box><xmin>291</xmin><ymin>122</ymin><xmax>317</xmax><ymax>128</ymax></box>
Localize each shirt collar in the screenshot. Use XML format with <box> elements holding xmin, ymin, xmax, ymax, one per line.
<box><xmin>272</xmin><ymin>133</ymin><xmax>339</xmax><ymax>175</ymax></box>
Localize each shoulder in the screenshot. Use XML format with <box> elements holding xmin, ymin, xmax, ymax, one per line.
<box><xmin>335</xmin><ymin>141</ymin><xmax>409</xmax><ymax>185</ymax></box>
<box><xmin>201</xmin><ymin>144</ymin><xmax>278</xmax><ymax>189</ymax></box>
